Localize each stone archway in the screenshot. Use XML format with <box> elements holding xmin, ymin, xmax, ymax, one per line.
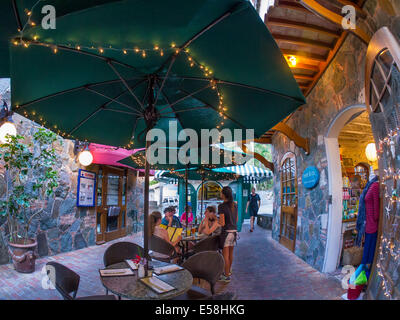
<box><xmin>323</xmin><ymin>104</ymin><xmax>367</xmax><ymax>272</ymax></box>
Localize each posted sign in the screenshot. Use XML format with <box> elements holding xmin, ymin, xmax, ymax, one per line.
<box><xmin>77</xmin><ymin>169</ymin><xmax>96</xmax><ymax>207</ymax></box>
<box><xmin>302</xmin><ymin>166</ymin><xmax>320</xmax><ymax>189</ymax></box>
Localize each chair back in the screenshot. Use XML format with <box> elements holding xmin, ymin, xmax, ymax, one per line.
<box><xmin>193</xmin><ymin>235</ymin><xmax>220</xmax><ymax>254</ymax></box>
<box><xmin>46</xmin><ymin>262</ymin><xmax>80</xmax><ymax>300</ymax></box>
<box><xmin>149</xmin><ymin>235</ymin><xmax>177</xmax><ymax>258</ymax></box>
<box><xmin>182</xmin><ymin>251</ymin><xmax>224</xmax><ymax>295</ymax></box>
<box><xmin>103</xmin><ymin>241</ymin><xmax>149</xmax><ymax>267</ymax></box>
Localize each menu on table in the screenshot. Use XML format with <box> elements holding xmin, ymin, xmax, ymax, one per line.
<box><xmin>153</xmin><ymin>264</ymin><xmax>183</xmax><ymax>275</ymax></box>
<box><xmin>140</xmin><ymin>276</ymin><xmax>175</xmax><ymax>294</ymax></box>
<box><xmin>99</xmin><ymin>268</ymin><xmax>134</xmax><ymax>277</ymax></box>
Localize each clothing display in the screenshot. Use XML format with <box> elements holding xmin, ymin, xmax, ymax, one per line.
<box><xmin>361</xmin><ymin>232</ymin><xmax>378</xmax><ymax>265</ymax></box>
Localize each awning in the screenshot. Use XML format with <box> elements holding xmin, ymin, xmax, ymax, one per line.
<box><xmin>221</xmin><ymin>164</ymin><xmax>272</xmax><ymax>177</ymax></box>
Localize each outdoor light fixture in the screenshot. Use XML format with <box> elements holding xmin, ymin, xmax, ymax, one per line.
<box><xmin>365</xmin><ymin>143</ymin><xmax>377</xmax><ymax>162</ymax></box>
<box><xmin>0</xmin><ymin>101</ymin><xmax>17</xmax><ymax>143</ymax></box>
<box><xmin>287</xmin><ymin>56</ymin><xmax>297</xmax><ymax>67</ymax></box>
<box><xmin>74</xmin><ymin>140</ymin><xmax>93</xmax><ymax>166</ymax></box>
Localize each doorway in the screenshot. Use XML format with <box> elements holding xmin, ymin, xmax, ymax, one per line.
<box><xmin>279</xmin><ymin>152</ymin><xmax>298</xmax><ymax>252</ymax></box>
<box><xmin>96</xmin><ymin>166</ymin><xmax>128</xmax><ymax>243</ymax></box>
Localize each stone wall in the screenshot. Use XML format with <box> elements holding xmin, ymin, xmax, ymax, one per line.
<box><xmin>271</xmin><ymin>0</ymin><xmax>400</xmax><ymax>271</ymax></box>
<box><xmin>0</xmin><ymin>80</ymin><xmax>144</xmax><ymax>264</ymax></box>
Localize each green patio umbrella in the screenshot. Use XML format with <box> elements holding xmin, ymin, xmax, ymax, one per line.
<box><xmin>9</xmin><ymin>0</ymin><xmax>306</xmax><ymax>270</ymax></box>
<box><xmin>0</xmin><ymin>0</ymin><xmax>124</xmax><ymax>77</ymax></box>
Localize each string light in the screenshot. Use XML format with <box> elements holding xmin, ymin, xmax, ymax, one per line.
<box><xmin>372</xmin><ymin>126</ymin><xmax>400</xmax><ymax>299</ymax></box>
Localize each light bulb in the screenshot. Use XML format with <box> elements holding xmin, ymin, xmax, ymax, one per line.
<box><xmin>365</xmin><ymin>143</ymin><xmax>377</xmax><ymax>162</ymax></box>
<box><xmin>0</xmin><ymin>121</ymin><xmax>17</xmax><ymax>143</ymax></box>
<box><xmin>78</xmin><ymin>150</ymin><xmax>93</xmax><ymax>166</ymax></box>
<box><xmin>288</xmin><ymin>56</ymin><xmax>297</xmax><ymax>67</ymax></box>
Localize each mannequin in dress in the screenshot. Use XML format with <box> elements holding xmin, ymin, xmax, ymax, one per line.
<box><xmin>361</xmin><ymin>169</ymin><xmax>380</xmax><ymax>269</ymax></box>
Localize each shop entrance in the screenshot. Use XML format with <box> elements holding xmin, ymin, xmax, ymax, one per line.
<box><xmin>324</xmin><ymin>105</ymin><xmax>379</xmax><ymax>272</ymax></box>
<box><xmin>96</xmin><ymin>166</ymin><xmax>128</xmax><ymax>244</ymax></box>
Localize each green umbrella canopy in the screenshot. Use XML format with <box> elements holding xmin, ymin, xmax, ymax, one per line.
<box><xmin>158</xmin><ymin>167</ymin><xmax>240</xmax><ymax>181</ymax></box>
<box><xmin>10</xmin><ymin>0</ymin><xmax>305</xmax><ymax>149</ymax></box>
<box><xmin>0</xmin><ymin>0</ymin><xmax>124</xmax><ymax>77</ymax></box>
<box><xmin>118</xmin><ymin>145</ymin><xmax>249</xmax><ymax>170</ymax></box>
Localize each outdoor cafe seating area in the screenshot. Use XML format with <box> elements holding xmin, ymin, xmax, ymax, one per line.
<box><xmin>47</xmin><ymin>223</ymin><xmax>232</xmax><ymax>300</ymax></box>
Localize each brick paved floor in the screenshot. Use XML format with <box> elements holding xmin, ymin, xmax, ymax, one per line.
<box><xmin>0</xmin><ymin>225</ymin><xmax>345</xmax><ymax>300</ymax></box>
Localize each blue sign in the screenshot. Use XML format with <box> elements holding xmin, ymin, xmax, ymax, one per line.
<box><xmin>302</xmin><ymin>166</ymin><xmax>320</xmax><ymax>189</ymax></box>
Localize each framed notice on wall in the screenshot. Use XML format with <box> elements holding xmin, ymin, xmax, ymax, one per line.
<box><xmin>77</xmin><ymin>169</ymin><xmax>96</xmax><ymax>207</ymax></box>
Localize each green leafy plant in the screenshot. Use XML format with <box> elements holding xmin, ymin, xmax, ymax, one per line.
<box><xmin>0</xmin><ymin>128</ymin><xmax>61</xmax><ymax>243</ymax></box>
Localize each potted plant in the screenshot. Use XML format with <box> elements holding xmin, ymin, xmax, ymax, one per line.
<box><xmin>0</xmin><ymin>128</ymin><xmax>60</xmax><ymax>273</ymax></box>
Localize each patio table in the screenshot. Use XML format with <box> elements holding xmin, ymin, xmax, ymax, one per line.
<box><xmin>100</xmin><ymin>260</ymin><xmax>193</xmax><ymax>300</ymax></box>
<box><xmin>180</xmin><ymin>233</ymin><xmax>208</xmax><ymax>258</ymax></box>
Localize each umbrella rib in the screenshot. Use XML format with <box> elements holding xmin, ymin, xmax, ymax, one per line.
<box><xmin>155</xmin><ymin>5</ymin><xmax>236</xmax><ymax>74</ymax></box>
<box><xmin>179</xmin><ymin>88</ymin><xmax>247</xmax><ymax>130</ymax></box>
<box><xmin>107</xmin><ymin>61</ymin><xmax>146</xmax><ymax>111</ymax></box>
<box><xmin>160</xmin><ymin>75</ymin><xmax>305</xmax><ymax>103</ymax></box>
<box><xmin>160</xmin><ymin>106</ymin><xmax>212</xmax><ymax>115</ymax></box>
<box><xmin>85</xmin><ymin>88</ymin><xmax>142</xmax><ymax>116</ymax></box>
<box><xmin>154</xmin><ymin>79</ymin><xmax>184</xmax><ymax>131</ymax></box>
<box><xmin>15</xmin><ymin>78</ymin><xmax>143</xmax><ymax>110</ymax></box>
<box><xmin>68</xmin><ymin>88</ymin><xmax>132</xmax><ymax>135</ymax></box>
<box><xmin>102</xmin><ymin>109</ymin><xmax>137</xmax><ymax>115</ymax></box>
<box><xmin>158</xmin><ymin>84</ymin><xmax>212</xmax><ymax>113</ymax></box>
<box><xmin>11</xmin><ymin>0</ymin><xmax>22</xmax><ymax>31</ymax></box>
<box><xmin>21</xmin><ymin>40</ymin><xmax>145</xmax><ymax>75</ymax></box>
<box><xmin>154</xmin><ymin>55</ymin><xmax>177</xmax><ymax>106</ymax></box>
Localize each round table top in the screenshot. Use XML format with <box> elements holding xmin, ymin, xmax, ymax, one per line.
<box><xmin>181</xmin><ymin>233</ymin><xmax>207</xmax><ymax>242</ymax></box>
<box><xmin>100</xmin><ymin>260</ymin><xmax>193</xmax><ymax>300</ymax></box>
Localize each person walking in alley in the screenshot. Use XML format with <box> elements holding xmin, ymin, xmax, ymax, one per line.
<box><xmin>246</xmin><ymin>187</ymin><xmax>261</xmax><ymax>232</ymax></box>
<box><xmin>218</xmin><ymin>186</ymin><xmax>238</xmax><ymax>283</ymax></box>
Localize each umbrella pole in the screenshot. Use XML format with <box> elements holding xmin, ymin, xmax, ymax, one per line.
<box><xmin>144</xmin><ymin>76</ymin><xmax>155</xmax><ymax>276</ymax></box>
<box><xmin>143</xmin><ymin>138</ymin><xmax>150</xmax><ymax>276</ymax></box>
<box><xmin>200</xmin><ymin>172</ymin><xmax>205</xmax><ymax>222</ymax></box>
<box><xmin>185</xmin><ymin>165</ymin><xmax>188</xmax><ymax>236</ymax></box>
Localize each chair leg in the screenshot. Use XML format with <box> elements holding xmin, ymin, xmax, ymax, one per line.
<box><xmin>106</xmin><ymin>289</ymin><xmax>108</xmax><ymax>295</ymax></box>
<box><xmin>118</xmin><ymin>295</ymin><xmax>121</xmax><ymax>300</ymax></box>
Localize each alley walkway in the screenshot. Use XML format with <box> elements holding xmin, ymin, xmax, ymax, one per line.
<box><xmin>0</xmin><ymin>225</ymin><xmax>345</xmax><ymax>300</ymax></box>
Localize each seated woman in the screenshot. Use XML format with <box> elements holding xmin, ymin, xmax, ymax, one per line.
<box><xmin>149</xmin><ymin>211</ymin><xmax>182</xmax><ymax>254</ymax></box>
<box><xmin>198</xmin><ymin>206</ymin><xmax>221</xmax><ymax>236</ymax></box>
<box><xmin>180</xmin><ymin>205</ymin><xmax>194</xmax><ymax>227</ymax></box>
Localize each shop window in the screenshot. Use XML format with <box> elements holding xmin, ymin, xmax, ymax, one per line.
<box><xmin>365</xmin><ymin>27</ymin><xmax>400</xmax><ymax>299</ymax></box>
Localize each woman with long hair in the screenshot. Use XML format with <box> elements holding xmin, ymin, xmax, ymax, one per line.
<box><xmin>218</xmin><ymin>186</ymin><xmax>238</xmax><ymax>282</ymax></box>
<box><xmin>149</xmin><ymin>211</ymin><xmax>182</xmax><ymax>251</ymax></box>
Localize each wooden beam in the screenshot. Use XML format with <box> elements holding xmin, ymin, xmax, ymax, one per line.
<box><xmin>290</xmin><ymin>63</ymin><xmax>320</xmax><ymax>73</ymax></box>
<box><xmin>272</xmin><ymin>122</ymin><xmax>310</xmax><ymax>154</ymax></box>
<box><xmin>279</xmin><ymin>0</ymin><xmax>310</xmax><ymax>13</ymax></box>
<box><xmin>241</xmin><ymin>137</ymin><xmax>273</xmax><ymax>144</ymax></box>
<box><xmin>273</xmin><ymin>34</ymin><xmax>334</xmax><ymax>50</ymax></box>
<box><xmin>294</xmin><ymin>74</ymin><xmax>315</xmax><ymax>81</ymax></box>
<box><xmin>304</xmin><ymin>31</ymin><xmax>348</xmax><ymax>96</ymax></box>
<box><xmin>238</xmin><ymin>142</ymin><xmax>274</xmax><ymax>172</ymax></box>
<box><xmin>299</xmin><ymin>0</ymin><xmax>371</xmax><ymax>44</ymax></box>
<box><xmin>282</xmin><ymin>49</ymin><xmax>327</xmax><ymax>62</ymax></box>
<box><xmin>266</xmin><ymin>17</ymin><xmax>341</xmax><ymax>38</ymax></box>
<box><xmin>332</xmin><ymin>0</ymin><xmax>367</xmax><ymax>19</ymax></box>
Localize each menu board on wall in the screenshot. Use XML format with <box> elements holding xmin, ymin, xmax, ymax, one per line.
<box><xmin>77</xmin><ymin>169</ymin><xmax>96</xmax><ymax>207</ymax></box>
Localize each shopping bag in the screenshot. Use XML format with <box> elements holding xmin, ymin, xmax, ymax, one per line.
<box><xmin>159</xmin><ymin>224</ymin><xmax>183</xmax><ymax>243</ymax></box>
<box><xmin>354</xmin><ymin>270</ymin><xmax>368</xmax><ymax>286</ymax></box>
<box><xmin>349</xmin><ymin>264</ymin><xmax>366</xmax><ymax>284</ymax></box>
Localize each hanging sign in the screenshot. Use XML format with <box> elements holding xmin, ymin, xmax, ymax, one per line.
<box><xmin>302</xmin><ymin>166</ymin><xmax>320</xmax><ymax>189</ymax></box>
<box><xmin>77</xmin><ymin>169</ymin><xmax>96</xmax><ymax>207</ymax></box>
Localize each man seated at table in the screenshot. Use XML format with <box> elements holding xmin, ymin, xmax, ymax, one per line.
<box><xmin>198</xmin><ymin>206</ymin><xmax>221</xmax><ymax>236</ymax></box>
<box><xmin>161</xmin><ymin>206</ymin><xmax>182</xmax><ymax>228</ymax></box>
